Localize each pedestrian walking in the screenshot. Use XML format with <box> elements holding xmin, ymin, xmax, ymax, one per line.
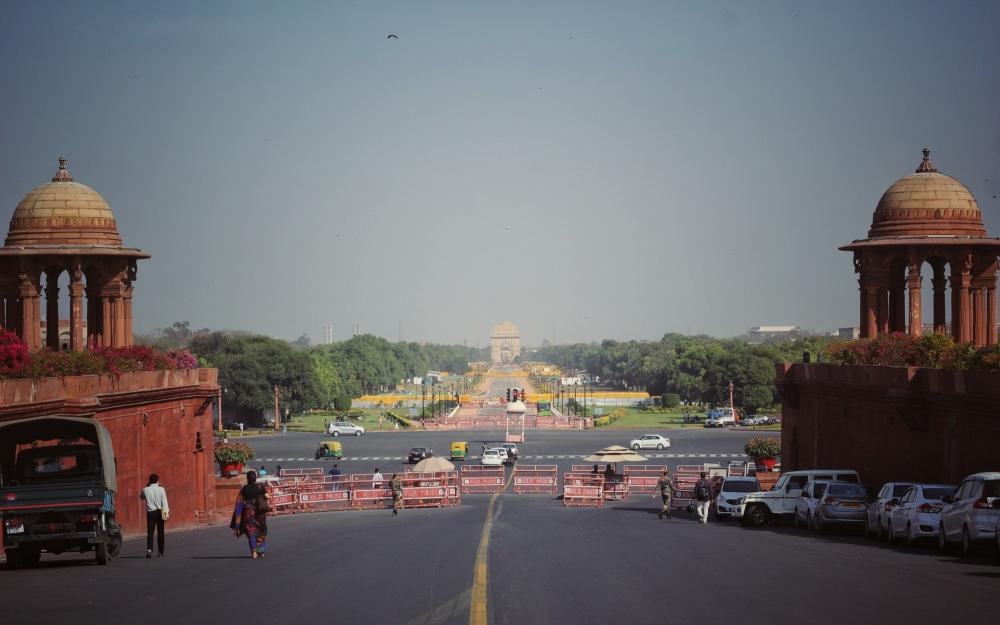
<box><xmin>390</xmin><ymin>473</ymin><xmax>404</xmax><ymax>516</ymax></box>
<box><xmin>694</xmin><ymin>471</ymin><xmax>712</xmax><ymax>524</ymax></box>
<box><xmin>231</xmin><ymin>471</ymin><xmax>270</xmax><ymax>559</ymax></box>
<box><xmin>654</xmin><ymin>468</ymin><xmax>677</xmax><ymax>519</ymax></box>
<box><xmin>140</xmin><ymin>474</ymin><xmax>169</xmax><ymax>558</ymax></box>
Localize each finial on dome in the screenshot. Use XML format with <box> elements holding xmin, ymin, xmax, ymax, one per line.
<box><xmin>915</xmin><ymin>147</ymin><xmax>937</xmax><ymax>173</ymax></box>
<box><xmin>51</xmin><ymin>155</ymin><xmax>74</xmax><ymax>182</ymax></box>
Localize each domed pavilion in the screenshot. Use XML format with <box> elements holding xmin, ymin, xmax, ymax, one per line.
<box><xmin>840</xmin><ymin>149</ymin><xmax>1000</xmax><ymax>345</ymax></box>
<box><xmin>0</xmin><ymin>157</ymin><xmax>149</xmax><ymax>350</ymax></box>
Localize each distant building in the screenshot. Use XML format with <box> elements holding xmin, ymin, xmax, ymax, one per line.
<box><xmin>490</xmin><ymin>321</ymin><xmax>521</xmax><ymax>363</ymax></box>
<box><xmin>838</xmin><ymin>327</ymin><xmax>860</xmax><ymax>339</ymax></box>
<box><xmin>748</xmin><ymin>325</ymin><xmax>801</xmax><ymax>343</ymax></box>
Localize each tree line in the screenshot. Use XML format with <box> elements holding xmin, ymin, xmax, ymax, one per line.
<box><xmin>141</xmin><ymin>324</ymin><xmax>487</xmax><ymax>420</ymax></box>
<box><xmin>532</xmin><ymin>333</ymin><xmax>834</xmax><ymax>413</ymax></box>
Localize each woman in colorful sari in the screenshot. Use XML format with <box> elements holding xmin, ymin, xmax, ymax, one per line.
<box><xmin>230</xmin><ymin>471</ymin><xmax>269</xmax><ymax>559</ymax></box>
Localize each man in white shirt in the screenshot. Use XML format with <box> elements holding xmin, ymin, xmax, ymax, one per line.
<box><xmin>140</xmin><ymin>474</ymin><xmax>169</xmax><ymax>558</ymax></box>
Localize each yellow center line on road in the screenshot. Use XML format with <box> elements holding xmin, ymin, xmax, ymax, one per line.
<box><xmin>469</xmin><ymin>468</ymin><xmax>515</xmax><ymax>625</ymax></box>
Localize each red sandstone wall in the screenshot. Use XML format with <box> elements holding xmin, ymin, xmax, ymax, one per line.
<box><xmin>777</xmin><ymin>363</ymin><xmax>1000</xmax><ymax>487</ymax></box>
<box><xmin>0</xmin><ymin>369</ymin><xmax>219</xmax><ymax>542</ymax></box>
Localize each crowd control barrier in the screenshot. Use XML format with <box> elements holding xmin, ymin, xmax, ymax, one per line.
<box><xmin>296</xmin><ymin>478</ymin><xmax>351</xmax><ymax>512</ymax></box>
<box><xmin>563</xmin><ymin>473</ymin><xmax>604</xmax><ymax>507</ymax></box>
<box><xmin>399</xmin><ymin>471</ymin><xmax>461</xmax><ymax>508</ymax></box>
<box><xmin>279</xmin><ymin>468</ymin><xmax>325</xmax><ymax>479</ymax></box>
<box><xmin>460</xmin><ymin>466</ymin><xmax>505</xmax><ymax>494</ymax></box>
<box><xmin>512</xmin><ymin>465</ymin><xmax>558</xmax><ymax>494</ymax></box>
<box><xmin>350</xmin><ymin>474</ymin><xmax>394</xmax><ymax>510</ymax></box>
<box><xmin>623</xmin><ymin>466</ymin><xmax>669</xmax><ymax>496</ymax></box>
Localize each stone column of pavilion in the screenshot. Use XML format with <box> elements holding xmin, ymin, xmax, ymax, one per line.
<box><xmin>0</xmin><ymin>157</ymin><xmax>149</xmax><ymax>350</ymax></box>
<box><xmin>841</xmin><ymin>149</ymin><xmax>1000</xmax><ymax>346</ymax></box>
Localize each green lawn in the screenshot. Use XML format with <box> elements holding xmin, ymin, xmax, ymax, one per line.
<box><xmin>592</xmin><ymin>407</ymin><xmax>782</xmax><ymax>430</ymax></box>
<box><xmin>287</xmin><ymin>409</ymin><xmax>407</xmax><ymax>433</ymax></box>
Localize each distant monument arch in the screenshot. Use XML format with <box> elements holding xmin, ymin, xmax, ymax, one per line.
<box><xmin>490</xmin><ymin>321</ymin><xmax>521</xmax><ymax>364</ymax></box>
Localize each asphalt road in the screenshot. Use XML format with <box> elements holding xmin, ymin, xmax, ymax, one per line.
<box><xmin>2</xmin><ymin>478</ymin><xmax>997</xmax><ymax>625</ymax></box>
<box><xmin>243</xmin><ymin>428</ymin><xmax>757</xmax><ymax>475</ymax></box>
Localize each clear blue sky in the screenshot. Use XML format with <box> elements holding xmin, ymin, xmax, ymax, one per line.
<box><xmin>2</xmin><ymin>1</ymin><xmax>998</xmax><ymax>345</ymax></box>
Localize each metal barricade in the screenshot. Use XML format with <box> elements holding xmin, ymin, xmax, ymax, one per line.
<box><xmin>400</xmin><ymin>472</ymin><xmax>459</xmax><ymax>508</ymax></box>
<box><xmin>460</xmin><ymin>466</ymin><xmax>505</xmax><ymax>494</ymax></box>
<box><xmin>562</xmin><ymin>473</ymin><xmax>604</xmax><ymax>507</ymax></box>
<box><xmin>296</xmin><ymin>480</ymin><xmax>351</xmax><ymax>512</ymax></box>
<box><xmin>350</xmin><ymin>474</ymin><xmax>393</xmax><ymax>510</ymax></box>
<box><xmin>279</xmin><ymin>468</ymin><xmax>325</xmax><ymax>479</ymax></box>
<box><xmin>512</xmin><ymin>465</ymin><xmax>558</xmax><ymax>494</ymax></box>
<box><xmin>623</xmin><ymin>465</ymin><xmax>669</xmax><ymax>496</ymax></box>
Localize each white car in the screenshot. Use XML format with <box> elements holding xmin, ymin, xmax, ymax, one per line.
<box><xmin>938</xmin><ymin>472</ymin><xmax>1000</xmax><ymax>556</ymax></box>
<box><xmin>793</xmin><ymin>480</ymin><xmax>830</xmax><ymax>529</ymax></box>
<box><xmin>864</xmin><ymin>481</ymin><xmax>916</xmax><ymax>541</ymax></box>
<box><xmin>481</xmin><ymin>448</ymin><xmax>504</xmax><ymax>467</ymax></box>
<box><xmin>887</xmin><ymin>483</ymin><xmax>956</xmax><ymax>546</ymax></box>
<box><xmin>715</xmin><ymin>476</ymin><xmax>760</xmax><ymax>519</ymax></box>
<box><xmin>629</xmin><ymin>434</ymin><xmax>671</xmax><ymax>450</ymax></box>
<box><xmin>328</xmin><ymin>421</ymin><xmax>365</xmax><ymax>437</ymax></box>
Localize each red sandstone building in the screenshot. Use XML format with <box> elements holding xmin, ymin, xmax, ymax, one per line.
<box><xmin>781</xmin><ymin>150</ymin><xmax>1000</xmax><ymax>486</ymax></box>
<box><xmin>0</xmin><ymin>159</ymin><xmax>219</xmax><ymax>539</ymax></box>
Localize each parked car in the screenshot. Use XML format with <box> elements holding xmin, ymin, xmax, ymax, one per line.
<box><xmin>887</xmin><ymin>483</ymin><xmax>956</xmax><ymax>546</ymax></box>
<box><xmin>737</xmin><ymin>469</ymin><xmax>861</xmax><ymax>526</ymax></box>
<box><xmin>328</xmin><ymin>421</ymin><xmax>365</xmax><ymax>437</ymax></box>
<box><xmin>741</xmin><ymin>415</ymin><xmax>767</xmax><ymax>426</ymax></box>
<box><xmin>629</xmin><ymin>434</ymin><xmax>671</xmax><ymax>450</ymax></box>
<box><xmin>481</xmin><ymin>448</ymin><xmax>504</xmax><ymax>467</ymax></box>
<box><xmin>865</xmin><ymin>481</ymin><xmax>917</xmax><ymax>541</ymax></box>
<box><xmin>938</xmin><ymin>472</ymin><xmax>1000</xmax><ymax>556</ymax></box>
<box><xmin>793</xmin><ymin>480</ymin><xmax>830</xmax><ymax>530</ymax></box>
<box><xmin>812</xmin><ymin>481</ymin><xmax>869</xmax><ymax>534</ymax></box>
<box><xmin>715</xmin><ymin>476</ymin><xmax>761</xmax><ymax>519</ymax></box>
<box><xmin>407</xmin><ymin>447</ymin><xmax>433</xmax><ymax>463</ymax></box>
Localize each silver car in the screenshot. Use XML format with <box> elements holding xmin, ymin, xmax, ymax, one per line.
<box><xmin>938</xmin><ymin>472</ymin><xmax>1000</xmax><ymax>556</ymax></box>
<box><xmin>813</xmin><ymin>482</ymin><xmax>869</xmax><ymax>534</ymax></box>
<box><xmin>328</xmin><ymin>421</ymin><xmax>365</xmax><ymax>437</ymax></box>
<box><xmin>887</xmin><ymin>484</ymin><xmax>955</xmax><ymax>546</ymax></box>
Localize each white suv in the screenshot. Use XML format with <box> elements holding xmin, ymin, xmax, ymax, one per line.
<box><xmin>736</xmin><ymin>469</ymin><xmax>860</xmax><ymax>526</ymax></box>
<box><xmin>328</xmin><ymin>421</ymin><xmax>365</xmax><ymax>437</ymax></box>
<box><xmin>938</xmin><ymin>472</ymin><xmax>1000</xmax><ymax>556</ymax></box>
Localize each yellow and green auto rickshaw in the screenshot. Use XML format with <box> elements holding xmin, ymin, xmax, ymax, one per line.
<box><xmin>315</xmin><ymin>440</ymin><xmax>343</xmax><ymax>460</ymax></box>
<box><xmin>450</xmin><ymin>441</ymin><xmax>469</xmax><ymax>461</ymax></box>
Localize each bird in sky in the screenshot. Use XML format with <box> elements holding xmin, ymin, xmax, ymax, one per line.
<box><xmin>387</xmin><ymin>34</ymin><xmax>398</xmax><ymax>39</ymax></box>
<box><xmin>505</xmin><ymin>226</ymin><xmax>511</xmax><ymax>230</ymax></box>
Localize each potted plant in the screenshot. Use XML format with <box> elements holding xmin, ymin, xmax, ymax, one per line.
<box><xmin>744</xmin><ymin>436</ymin><xmax>781</xmax><ymax>471</ymax></box>
<box><xmin>214</xmin><ymin>442</ymin><xmax>256</xmax><ymax>477</ymax></box>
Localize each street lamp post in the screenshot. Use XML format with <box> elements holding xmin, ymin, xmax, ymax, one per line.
<box><xmin>729</xmin><ymin>380</ymin><xmax>735</xmax><ymax>419</ymax></box>
<box><xmin>217</xmin><ymin>387</ymin><xmax>223</xmax><ymax>431</ymax></box>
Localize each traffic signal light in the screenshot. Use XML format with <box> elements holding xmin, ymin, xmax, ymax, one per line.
<box><xmin>512</xmin><ymin>388</ymin><xmax>519</xmax><ymax>402</ymax></box>
<box><xmin>506</xmin><ymin>388</ymin><xmax>511</xmax><ymax>402</ymax></box>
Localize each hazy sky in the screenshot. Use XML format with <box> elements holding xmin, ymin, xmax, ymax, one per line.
<box><xmin>2</xmin><ymin>1</ymin><xmax>998</xmax><ymax>345</ymax></box>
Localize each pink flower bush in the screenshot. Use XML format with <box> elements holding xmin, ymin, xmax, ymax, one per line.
<box><xmin>825</xmin><ymin>333</ymin><xmax>1000</xmax><ymax>370</ymax></box>
<box><xmin>0</xmin><ymin>333</ymin><xmax>200</xmax><ymax>379</ymax></box>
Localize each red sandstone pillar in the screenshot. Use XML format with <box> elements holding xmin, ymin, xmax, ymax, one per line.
<box><xmin>45</xmin><ymin>276</ymin><xmax>59</xmax><ymax>350</ymax></box>
<box><xmin>863</xmin><ymin>287</ymin><xmax>878</xmax><ymax>338</ymax></box>
<box><xmin>8</xmin><ymin>295</ymin><xmax>21</xmax><ymax>339</ymax></box>
<box><xmin>112</xmin><ymin>297</ymin><xmax>125</xmax><ymax>348</ymax></box>
<box><xmin>123</xmin><ymin>294</ymin><xmax>133</xmax><ymax>346</ymax></box>
<box><xmin>972</xmin><ymin>287</ymin><xmax>986</xmax><ymax>347</ymax></box>
<box><xmin>70</xmin><ymin>279</ymin><xmax>85</xmax><ymax>351</ymax></box>
<box><xmin>907</xmin><ymin>265</ymin><xmax>922</xmax><ymax>337</ymax></box>
<box><xmin>101</xmin><ymin>296</ymin><xmax>112</xmax><ymax>348</ymax></box>
<box><xmin>988</xmin><ymin>287</ymin><xmax>998</xmax><ymax>345</ymax></box>
<box><xmin>19</xmin><ymin>291</ymin><xmax>41</xmax><ymax>350</ymax></box>
<box><xmin>877</xmin><ymin>288</ymin><xmax>889</xmax><ymax>335</ymax></box>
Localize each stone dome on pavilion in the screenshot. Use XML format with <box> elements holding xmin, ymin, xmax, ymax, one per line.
<box><xmin>4</xmin><ymin>157</ymin><xmax>124</xmax><ymax>248</ymax></box>
<box><xmin>868</xmin><ymin>148</ymin><xmax>985</xmax><ymax>239</ymax></box>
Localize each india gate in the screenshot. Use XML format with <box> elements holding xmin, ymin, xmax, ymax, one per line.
<box><xmin>490</xmin><ymin>321</ymin><xmax>520</xmax><ymax>364</ymax></box>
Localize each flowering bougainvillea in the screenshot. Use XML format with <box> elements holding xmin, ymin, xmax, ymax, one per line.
<box><xmin>825</xmin><ymin>333</ymin><xmax>1000</xmax><ymax>370</ymax></box>
<box><xmin>0</xmin><ymin>332</ymin><xmax>199</xmax><ymax>380</ymax></box>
